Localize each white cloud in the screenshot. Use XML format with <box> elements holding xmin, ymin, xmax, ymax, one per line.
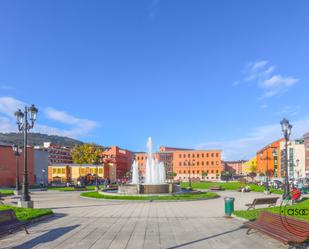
<box><xmin>0</xmin><ymin>97</ymin><xmax>98</xmax><ymax>138</ymax></box>
<box><xmin>237</xmin><ymin>60</ymin><xmax>299</xmax><ymax>98</ymax></box>
<box><xmin>196</xmin><ymin>117</ymin><xmax>309</xmax><ymax>160</ymax></box>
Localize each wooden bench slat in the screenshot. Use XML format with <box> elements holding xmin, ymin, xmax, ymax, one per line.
<box><xmin>244</xmin><ymin>211</ymin><xmax>309</xmax><ymax>244</ymax></box>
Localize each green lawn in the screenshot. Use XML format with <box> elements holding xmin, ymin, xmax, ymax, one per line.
<box><xmin>0</xmin><ymin>205</ymin><xmax>53</xmax><ymax>221</ymax></box>
<box><xmin>234</xmin><ymin>198</ymin><xmax>309</xmax><ymax>221</ymax></box>
<box><xmin>180</xmin><ymin>181</ymin><xmax>283</xmax><ymax>194</ymax></box>
<box><xmin>0</xmin><ymin>189</ymin><xmax>14</xmax><ymax>196</ymax></box>
<box><xmin>47</xmin><ymin>185</ymin><xmax>104</xmax><ymax>191</ymax></box>
<box><xmin>81</xmin><ymin>191</ymin><xmax>219</xmax><ymax>201</ymax></box>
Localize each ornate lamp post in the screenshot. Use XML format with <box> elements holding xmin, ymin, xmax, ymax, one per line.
<box><xmin>280</xmin><ymin>118</ymin><xmax>292</xmax><ymax>199</ymax></box>
<box><xmin>14</xmin><ymin>104</ymin><xmax>38</xmax><ymax>208</ymax></box>
<box><xmin>12</xmin><ymin>144</ymin><xmax>22</xmax><ymax>195</ymax></box>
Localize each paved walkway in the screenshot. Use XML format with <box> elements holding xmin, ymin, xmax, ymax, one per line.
<box><xmin>0</xmin><ymin>190</ymin><xmax>287</xmax><ymax>249</ymax></box>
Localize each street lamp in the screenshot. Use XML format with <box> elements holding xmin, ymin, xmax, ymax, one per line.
<box><xmin>185</xmin><ymin>159</ymin><xmax>192</xmax><ymax>190</ymax></box>
<box><xmin>14</xmin><ymin>104</ymin><xmax>38</xmax><ymax>208</ymax></box>
<box><xmin>12</xmin><ymin>144</ymin><xmax>22</xmax><ymax>195</ymax></box>
<box><xmin>280</xmin><ymin>118</ymin><xmax>292</xmax><ymax>199</ymax></box>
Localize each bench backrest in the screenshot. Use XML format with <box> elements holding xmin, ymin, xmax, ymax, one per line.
<box><xmin>0</xmin><ymin>210</ymin><xmax>18</xmax><ymax>225</ymax></box>
<box><xmin>253</xmin><ymin>197</ymin><xmax>279</xmax><ymax>205</ymax></box>
<box><xmin>258</xmin><ymin>211</ymin><xmax>309</xmax><ymax>237</ymax></box>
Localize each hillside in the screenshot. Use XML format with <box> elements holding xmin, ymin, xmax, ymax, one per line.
<box><xmin>0</xmin><ymin>132</ymin><xmax>84</xmax><ymax>148</ymax></box>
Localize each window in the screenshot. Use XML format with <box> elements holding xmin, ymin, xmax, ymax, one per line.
<box><xmin>188</xmin><ymin>154</ymin><xmax>191</xmax><ymax>158</ymax></box>
<box><xmin>192</xmin><ymin>170</ymin><xmax>195</xmax><ymax>174</ymax></box>
<box><xmin>179</xmin><ymin>170</ymin><xmax>181</xmax><ymax>174</ymax></box>
<box><xmin>99</xmin><ymin>168</ymin><xmax>103</xmax><ymax>174</ymax></box>
<box><xmin>202</xmin><ymin>153</ymin><xmax>204</xmax><ymax>157</ymax></box>
<box><xmin>141</xmin><ymin>156</ymin><xmax>143</xmax><ymax>160</ymax></box>
<box><xmin>206</xmin><ymin>170</ymin><xmax>209</xmax><ymax>173</ymax></box>
<box><xmin>211</xmin><ymin>153</ymin><xmax>214</xmax><ymax>157</ymax></box>
<box><xmin>184</xmin><ymin>162</ymin><xmax>186</xmax><ymax>166</ymax></box>
<box><xmin>216</xmin><ymin>161</ymin><xmax>219</xmax><ymax>165</ymax></box>
<box><xmin>184</xmin><ymin>170</ymin><xmax>186</xmax><ymax>174</ymax></box>
<box><xmin>216</xmin><ymin>170</ymin><xmax>219</xmax><ymax>173</ymax></box>
<box><xmin>137</xmin><ymin>156</ymin><xmax>140</xmax><ymax>160</ymax></box>
<box><xmin>188</xmin><ymin>170</ymin><xmax>190</xmax><ymax>173</ymax></box>
<box><xmin>202</xmin><ymin>161</ymin><xmax>204</xmax><ymax>166</ymax></box>
<box><xmin>211</xmin><ymin>170</ymin><xmax>214</xmax><ymax>173</ymax></box>
<box><xmin>206</xmin><ymin>153</ymin><xmax>209</xmax><ymax>157</ymax></box>
<box><xmin>179</xmin><ymin>162</ymin><xmax>182</xmax><ymax>166</ymax></box>
<box><xmin>192</xmin><ymin>154</ymin><xmax>195</xmax><ymax>158</ymax></box>
<box><xmin>53</xmin><ymin>168</ymin><xmax>56</xmax><ymax>174</ymax></box>
<box><xmin>211</xmin><ymin>161</ymin><xmax>214</xmax><ymax>166</ymax></box>
<box><xmin>188</xmin><ymin>162</ymin><xmax>191</xmax><ymax>166</ymax></box>
<box><xmin>216</xmin><ymin>153</ymin><xmax>219</xmax><ymax>157</ymax></box>
<box><xmin>197</xmin><ymin>154</ymin><xmax>199</xmax><ymax>158</ymax></box>
<box><xmin>206</xmin><ymin>161</ymin><xmax>209</xmax><ymax>166</ymax></box>
<box><xmin>197</xmin><ymin>170</ymin><xmax>199</xmax><ymax>174</ymax></box>
<box><xmin>183</xmin><ymin>154</ymin><xmax>186</xmax><ymax>158</ymax></box>
<box><xmin>57</xmin><ymin>168</ymin><xmax>61</xmax><ymax>174</ymax></box>
<box><xmin>179</xmin><ymin>154</ymin><xmax>182</xmax><ymax>158</ymax></box>
<box><xmin>197</xmin><ymin>161</ymin><xmax>199</xmax><ymax>166</ymax></box>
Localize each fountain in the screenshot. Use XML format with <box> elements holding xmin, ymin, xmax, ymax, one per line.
<box><xmin>118</xmin><ymin>137</ymin><xmax>177</xmax><ymax>194</ymax></box>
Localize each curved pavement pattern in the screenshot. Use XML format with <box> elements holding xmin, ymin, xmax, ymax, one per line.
<box><xmin>0</xmin><ymin>190</ymin><xmax>288</xmax><ymax>249</ymax></box>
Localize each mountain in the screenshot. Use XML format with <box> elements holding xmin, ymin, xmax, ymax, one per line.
<box><xmin>0</xmin><ymin>132</ymin><xmax>84</xmax><ymax>148</ymax></box>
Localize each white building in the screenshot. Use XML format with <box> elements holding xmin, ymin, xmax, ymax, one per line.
<box><xmin>280</xmin><ymin>139</ymin><xmax>305</xmax><ymax>179</ymax></box>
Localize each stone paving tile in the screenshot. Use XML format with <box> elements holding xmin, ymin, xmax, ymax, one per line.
<box><xmin>0</xmin><ymin>191</ymin><xmax>289</xmax><ymax>249</ymax></box>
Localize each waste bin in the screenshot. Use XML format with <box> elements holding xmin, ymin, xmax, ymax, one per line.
<box><xmin>224</xmin><ymin>197</ymin><xmax>235</xmax><ymax>216</ymax></box>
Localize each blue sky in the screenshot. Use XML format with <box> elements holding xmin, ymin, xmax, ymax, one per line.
<box><xmin>0</xmin><ymin>0</ymin><xmax>308</xmax><ymax>160</ymax></box>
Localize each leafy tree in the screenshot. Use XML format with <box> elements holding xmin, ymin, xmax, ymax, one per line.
<box><xmin>248</xmin><ymin>172</ymin><xmax>257</xmax><ymax>181</ymax></box>
<box><xmin>220</xmin><ymin>171</ymin><xmax>232</xmax><ymax>181</ymax></box>
<box><xmin>72</xmin><ymin>143</ymin><xmax>104</xmax><ymax>164</ymax></box>
<box><xmin>201</xmin><ymin>172</ymin><xmax>208</xmax><ymax>178</ymax></box>
<box><xmin>249</xmin><ymin>164</ymin><xmax>257</xmax><ymax>174</ymax></box>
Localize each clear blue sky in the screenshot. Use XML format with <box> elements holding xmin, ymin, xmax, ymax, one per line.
<box><xmin>0</xmin><ymin>0</ymin><xmax>308</xmax><ymax>160</ymax></box>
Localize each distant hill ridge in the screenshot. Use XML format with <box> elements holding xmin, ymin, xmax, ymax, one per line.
<box><xmin>0</xmin><ymin>132</ymin><xmax>84</xmax><ymax>148</ymax></box>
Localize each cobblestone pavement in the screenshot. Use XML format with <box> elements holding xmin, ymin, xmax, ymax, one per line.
<box><xmin>0</xmin><ymin>190</ymin><xmax>288</xmax><ymax>249</ymax></box>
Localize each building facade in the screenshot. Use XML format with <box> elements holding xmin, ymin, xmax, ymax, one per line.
<box><xmin>304</xmin><ymin>132</ymin><xmax>309</xmax><ymax>178</ymax></box>
<box><xmin>48</xmin><ymin>163</ymin><xmax>117</xmax><ymax>184</ymax></box>
<box><xmin>256</xmin><ymin>139</ymin><xmax>283</xmax><ymax>178</ymax></box>
<box><xmin>35</xmin><ymin>142</ymin><xmax>73</xmax><ymax>165</ymax></box>
<box><xmin>0</xmin><ymin>143</ymin><xmax>35</xmax><ymax>187</ymax></box>
<box><xmin>102</xmin><ymin>146</ymin><xmax>133</xmax><ymax>179</ymax></box>
<box><xmin>34</xmin><ymin>149</ymin><xmax>49</xmax><ymax>185</ymax></box>
<box><xmin>223</xmin><ymin>160</ymin><xmax>246</xmax><ymax>175</ymax></box>
<box><xmin>279</xmin><ymin>139</ymin><xmax>306</xmax><ymax>179</ymax></box>
<box><xmin>135</xmin><ymin>147</ymin><xmax>222</xmax><ymax>182</ymax></box>
<box><xmin>243</xmin><ymin>157</ymin><xmax>257</xmax><ymax>175</ymax></box>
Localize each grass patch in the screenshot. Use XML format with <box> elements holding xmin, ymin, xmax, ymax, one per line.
<box><xmin>81</xmin><ymin>191</ymin><xmax>219</xmax><ymax>201</ymax></box>
<box><xmin>0</xmin><ymin>189</ymin><xmax>14</xmax><ymax>196</ymax></box>
<box><xmin>180</xmin><ymin>181</ymin><xmax>283</xmax><ymax>194</ymax></box>
<box><xmin>0</xmin><ymin>205</ymin><xmax>53</xmax><ymax>221</ymax></box>
<box><xmin>234</xmin><ymin>198</ymin><xmax>309</xmax><ymax>221</ymax></box>
<box><xmin>47</xmin><ymin>185</ymin><xmax>104</xmax><ymax>191</ymax></box>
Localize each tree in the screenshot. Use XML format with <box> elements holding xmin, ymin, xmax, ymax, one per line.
<box><xmin>248</xmin><ymin>172</ymin><xmax>257</xmax><ymax>181</ymax></box>
<box><xmin>71</xmin><ymin>143</ymin><xmax>104</xmax><ymax>164</ymax></box>
<box><xmin>201</xmin><ymin>172</ymin><xmax>208</xmax><ymax>178</ymax></box>
<box><xmin>249</xmin><ymin>163</ymin><xmax>257</xmax><ymax>174</ymax></box>
<box><xmin>221</xmin><ymin>171</ymin><xmax>232</xmax><ymax>181</ymax></box>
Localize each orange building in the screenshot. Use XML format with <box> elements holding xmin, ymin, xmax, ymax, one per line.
<box><xmin>102</xmin><ymin>146</ymin><xmax>133</xmax><ymax>179</ymax></box>
<box><xmin>256</xmin><ymin>139</ymin><xmax>284</xmax><ymax>178</ymax></box>
<box><xmin>0</xmin><ymin>143</ymin><xmax>35</xmax><ymax>187</ymax></box>
<box><xmin>135</xmin><ymin>146</ymin><xmax>222</xmax><ymax>182</ymax></box>
<box><xmin>223</xmin><ymin>160</ymin><xmax>247</xmax><ymax>175</ymax></box>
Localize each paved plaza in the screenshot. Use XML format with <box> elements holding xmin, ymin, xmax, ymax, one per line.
<box><xmin>0</xmin><ymin>191</ymin><xmax>288</xmax><ymax>249</ymax></box>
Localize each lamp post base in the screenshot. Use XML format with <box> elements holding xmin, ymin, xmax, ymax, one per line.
<box><xmin>18</xmin><ymin>200</ymin><xmax>34</xmax><ymax>208</ymax></box>
<box><xmin>264</xmin><ymin>190</ymin><xmax>271</xmax><ymax>195</ymax></box>
<box><xmin>14</xmin><ymin>190</ymin><xmax>22</xmax><ymax>195</ymax></box>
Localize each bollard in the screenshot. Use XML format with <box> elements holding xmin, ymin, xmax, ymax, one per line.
<box><xmin>224</xmin><ymin>197</ymin><xmax>235</xmax><ymax>217</ymax></box>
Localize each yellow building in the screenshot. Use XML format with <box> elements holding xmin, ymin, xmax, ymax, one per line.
<box><xmin>48</xmin><ymin>163</ymin><xmax>117</xmax><ymax>184</ymax></box>
<box><xmin>243</xmin><ymin>157</ymin><xmax>257</xmax><ymax>175</ymax></box>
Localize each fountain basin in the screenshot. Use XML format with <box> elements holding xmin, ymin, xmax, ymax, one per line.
<box><xmin>117</xmin><ymin>183</ymin><xmax>180</xmax><ymax>195</ymax></box>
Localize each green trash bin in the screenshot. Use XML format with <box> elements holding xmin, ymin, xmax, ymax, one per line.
<box><xmin>224</xmin><ymin>197</ymin><xmax>235</xmax><ymax>216</ymax></box>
